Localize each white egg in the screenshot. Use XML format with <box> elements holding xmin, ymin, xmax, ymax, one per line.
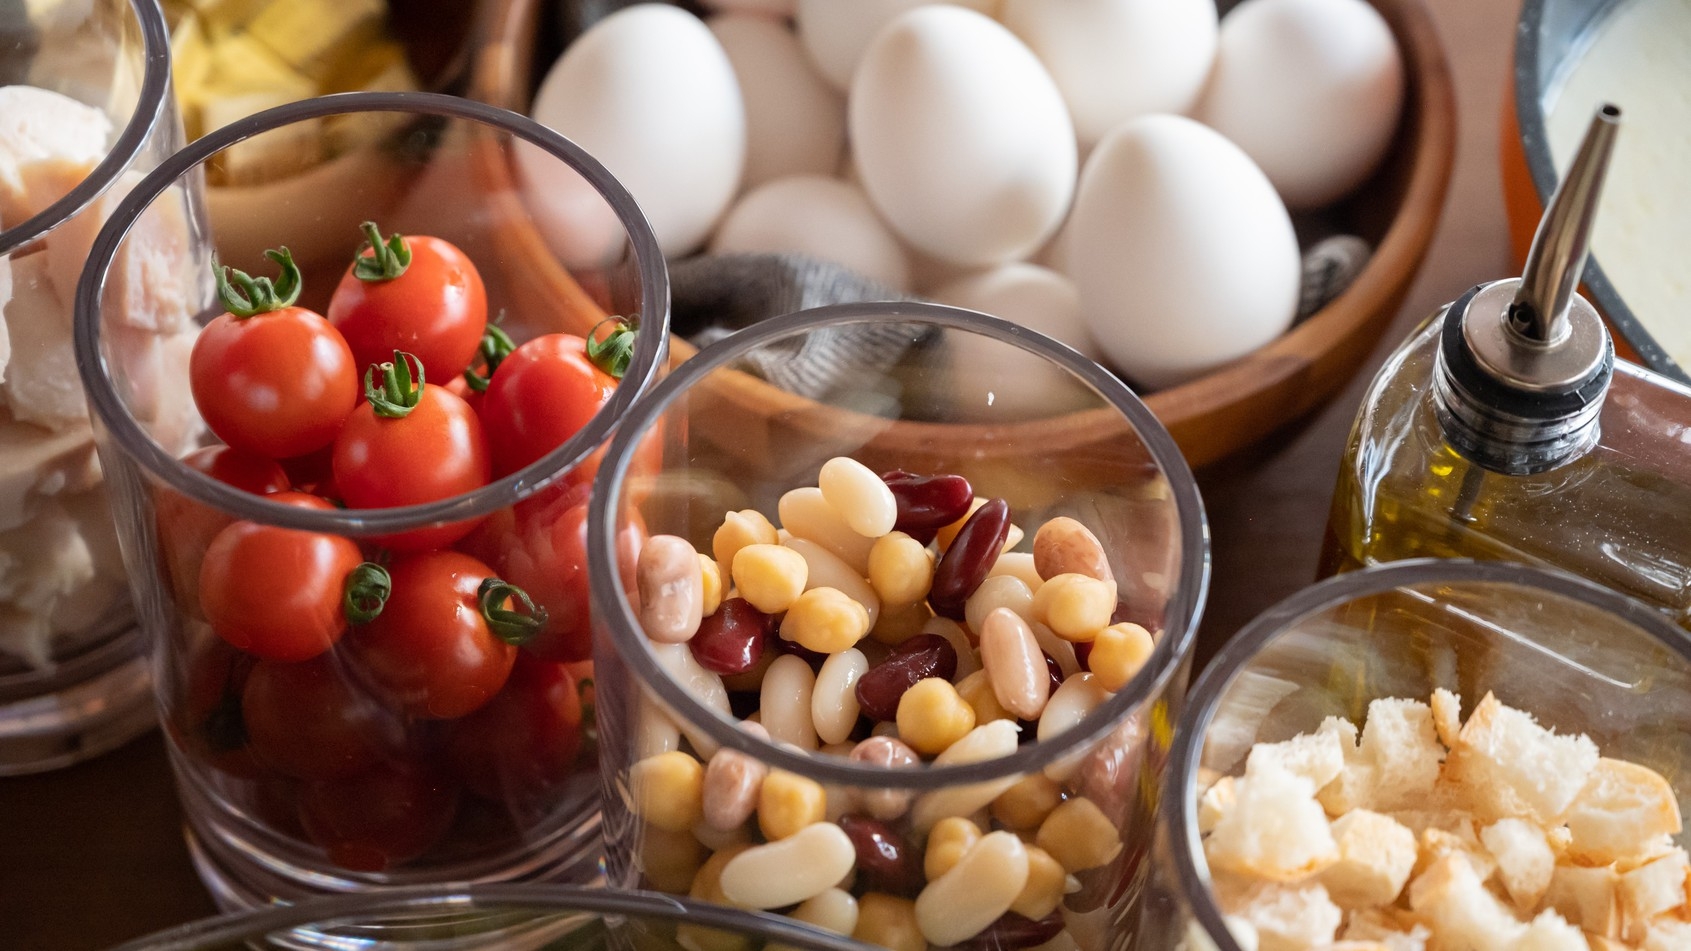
<box><xmin>701</xmin><ymin>0</ymin><xmax>795</xmax><ymax>17</ymax></box>
<box><xmin>1196</xmin><ymin>0</ymin><xmax>1404</xmax><ymax>209</ymax></box>
<box><xmin>933</xmin><ymin>265</ymin><xmax>1101</xmax><ymax>419</ymax></box>
<box><xmin>850</xmin><ymin>6</ymin><xmax>1075</xmax><ymax>268</ymax></box>
<box><xmin>934</xmin><ymin>264</ymin><xmax>1099</xmax><ymax>361</ymax></box>
<box><xmin>521</xmin><ymin>4</ymin><xmax>745</xmax><ymax>260</ymax></box>
<box><xmin>710</xmin><ymin>175</ymin><xmax>911</xmax><ymax>291</ymax></box>
<box><xmin>1000</xmin><ymin>0</ymin><xmax>1218</xmax><ymax>148</ymax></box>
<box><xmin>794</xmin><ymin>0</ymin><xmax>998</xmax><ymax>92</ymax></box>
<box><xmin>709</xmin><ymin>14</ymin><xmax>846</xmax><ymax>192</ymax></box>
<box><xmin>1068</xmin><ymin>115</ymin><xmax>1299</xmax><ymax>390</ymax></box>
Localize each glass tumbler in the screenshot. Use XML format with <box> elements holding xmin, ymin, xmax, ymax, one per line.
<box><xmin>1141</xmin><ymin>558</ymin><xmax>1691</xmax><ymax>951</ymax></box>
<box><xmin>588</xmin><ymin>303</ymin><xmax>1211</xmax><ymax>951</ymax></box>
<box><xmin>110</xmin><ymin>884</ymin><xmax>875</xmax><ymax>951</ymax></box>
<box><xmin>0</xmin><ymin>0</ymin><xmax>183</xmax><ymax>773</ymax></box>
<box><xmin>74</xmin><ymin>91</ymin><xmax>668</xmax><ymax>908</ymax></box>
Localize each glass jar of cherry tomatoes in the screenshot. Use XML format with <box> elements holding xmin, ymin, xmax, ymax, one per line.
<box><xmin>73</xmin><ymin>92</ymin><xmax>669</xmax><ymax>908</ymax></box>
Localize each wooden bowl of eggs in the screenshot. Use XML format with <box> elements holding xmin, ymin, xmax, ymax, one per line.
<box><xmin>467</xmin><ymin>0</ymin><xmax>1454</xmax><ymax>469</ymax></box>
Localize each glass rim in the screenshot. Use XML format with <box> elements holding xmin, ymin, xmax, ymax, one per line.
<box><xmin>73</xmin><ymin>90</ymin><xmax>671</xmax><ymax>535</ymax></box>
<box><xmin>0</xmin><ymin>0</ymin><xmax>174</xmax><ymax>257</ymax></box>
<box><xmin>1163</xmin><ymin>557</ymin><xmax>1691</xmax><ymax>951</ymax></box>
<box><xmin>587</xmin><ymin>301</ymin><xmax>1211</xmax><ymax>788</ymax></box>
<box><xmin>106</xmin><ymin>883</ymin><xmax>874</xmax><ymax>951</ymax></box>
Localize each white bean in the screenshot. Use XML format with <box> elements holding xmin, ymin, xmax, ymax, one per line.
<box><xmin>989</xmin><ymin>551</ymin><xmax>1043</xmax><ymax>589</ymax></box>
<box><xmin>637</xmin><ymin>535</ymin><xmax>706</xmax><ymax>644</ymax></box>
<box><xmin>634</xmin><ymin>693</ymin><xmax>682</xmax><ymax>759</ymax></box>
<box><xmin>1030</xmin><ymin>620</ymin><xmax>1081</xmax><ymax>678</ymax></box>
<box><xmin>922</xmin><ymin>615</ymin><xmax>980</xmax><ymax>681</ymax></box>
<box><xmin>911</xmin><ymin>720</ymin><xmax>1022</xmax><ymax>831</ymax></box>
<box><xmin>761</xmin><ymin>653</ymin><xmax>819</xmax><ymax>751</ymax></box>
<box><xmin>719</xmin><ymin>822</ymin><xmax>858</xmax><ymax>909</ymax></box>
<box><xmin>980</xmin><ymin>607</ymin><xmax>1050</xmax><ymax>720</ymax></box>
<box><xmin>812</xmin><ymin>648</ymin><xmax>868</xmax><ymax>745</ymax></box>
<box><xmin>651</xmin><ymin>643</ymin><xmax>733</xmax><ymax>758</ymax></box>
<box><xmin>785</xmin><ymin>536</ymin><xmax>881</xmax><ymax>629</ymax></box>
<box><xmin>915</xmin><ymin>831</ymin><xmax>1031</xmax><ymax>946</ymax></box>
<box><xmin>966</xmin><ymin>574</ymin><xmax>1034</xmax><ymax>636</ymax></box>
<box><xmin>1039</xmin><ymin>672</ymin><xmax>1112</xmax><ymax>781</ymax></box>
<box><xmin>790</xmin><ymin>887</ymin><xmax>860</xmax><ymax>935</ymax></box>
<box><xmin>818</xmin><ymin>456</ymin><xmax>897</xmax><ymax>538</ymax></box>
<box><xmin>778</xmin><ymin>486</ymin><xmax>874</xmax><ymax>573</ymax></box>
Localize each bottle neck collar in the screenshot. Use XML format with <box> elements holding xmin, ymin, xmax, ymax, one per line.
<box><xmin>1433</xmin><ymin>282</ymin><xmax>1614</xmax><ymax>475</ymax></box>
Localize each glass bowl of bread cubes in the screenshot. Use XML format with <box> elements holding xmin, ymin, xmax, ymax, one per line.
<box><xmin>1138</xmin><ymin>558</ymin><xmax>1691</xmax><ymax>951</ymax></box>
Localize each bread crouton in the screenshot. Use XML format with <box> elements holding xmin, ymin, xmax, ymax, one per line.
<box><xmin>1320</xmin><ymin>809</ymin><xmax>1418</xmax><ymax>909</ymax></box>
<box><xmin>1643</xmin><ymin>916</ymin><xmax>1691</xmax><ymax>951</ymax></box>
<box><xmin>1510</xmin><ymin>909</ymin><xmax>1588</xmax><ymax>951</ymax></box>
<box><xmin>1442</xmin><ymin>693</ymin><xmax>1598</xmax><ymax>823</ymax></box>
<box><xmin>1620</xmin><ymin>848</ymin><xmax>1691</xmax><ymax>939</ymax></box>
<box><xmin>1246</xmin><ymin>727</ymin><xmax>1345</xmax><ymax>790</ymax></box>
<box><xmin>1480</xmin><ymin>818</ymin><xmax>1556</xmax><ymax>911</ymax></box>
<box><xmin>1563</xmin><ymin>758</ymin><xmax>1683</xmax><ymax>865</ymax></box>
<box><xmin>1542</xmin><ymin>862</ymin><xmax>1622</xmax><ymax>938</ymax></box>
<box><xmin>1213</xmin><ymin>878</ymin><xmax>1342</xmax><ymax>951</ymax></box>
<box><xmin>1358</xmin><ymin>698</ymin><xmax>1444</xmax><ymax>811</ymax></box>
<box><xmin>1430</xmin><ymin>688</ymin><xmax>1462</xmax><ymax>750</ymax></box>
<box><xmin>1206</xmin><ymin>767</ymin><xmax>1339</xmax><ymax>883</ymax></box>
<box><xmin>1344</xmin><ymin>908</ymin><xmax>1431</xmax><ymax>951</ymax></box>
<box><xmin>1416</xmin><ymin>822</ymin><xmax>1497</xmax><ymax>884</ymax></box>
<box><xmin>1199</xmin><ymin>775</ymin><xmax>1237</xmax><ymax>835</ymax></box>
<box><xmin>1321</xmin><ymin>762</ymin><xmax>1380</xmax><ymax>816</ymax></box>
<box><xmin>1407</xmin><ymin>852</ymin><xmax>1526</xmax><ymax>951</ymax></box>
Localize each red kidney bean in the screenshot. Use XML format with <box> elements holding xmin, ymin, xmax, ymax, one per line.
<box><xmin>689</xmin><ymin>598</ymin><xmax>774</xmax><ymax>675</ymax></box>
<box><xmin>882</xmin><ymin>470</ymin><xmax>973</xmax><ymax>545</ymax></box>
<box><xmin>1042</xmin><ymin>653</ymin><xmax>1064</xmax><ymax>697</ymax></box>
<box><xmin>854</xmin><ymin>633</ymin><xmax>958</xmax><ymax>722</ymax></box>
<box><xmin>772</xmin><ymin>631</ymin><xmax>829</xmax><ymax>670</ymax></box>
<box><xmin>1072</xmin><ymin>638</ymin><xmax>1094</xmax><ymax>672</ymax></box>
<box><xmin>955</xmin><ymin>911</ymin><xmax>1066</xmax><ymax>950</ymax></box>
<box><xmin>838</xmin><ymin>814</ymin><xmax>923</xmax><ymax>896</ymax></box>
<box><xmin>929</xmin><ymin>498</ymin><xmax>1011</xmax><ymax>619</ymax></box>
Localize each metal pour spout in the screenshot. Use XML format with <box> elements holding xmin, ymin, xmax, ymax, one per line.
<box><xmin>1508</xmin><ymin>103</ymin><xmax>1621</xmax><ymax>344</ymax></box>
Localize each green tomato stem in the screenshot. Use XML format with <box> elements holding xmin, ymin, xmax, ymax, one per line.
<box><xmin>214</xmin><ymin>247</ymin><xmax>304</xmax><ymax>318</ymax></box>
<box><xmin>353</xmin><ymin>220</ymin><xmax>412</xmax><ymax>282</ymax></box>
<box><xmin>585</xmin><ymin>317</ymin><xmax>637</xmax><ymax>381</ymax></box>
<box><xmin>343</xmin><ymin>561</ymin><xmax>392</xmax><ymax>625</ymax></box>
<box><xmin>365</xmin><ymin>351</ymin><xmax>425</xmax><ymax>418</ymax></box>
<box><xmin>479</xmin><ymin>578</ymin><xmax>547</xmax><ymax>645</ymax></box>
<box><xmin>463</xmin><ymin>322</ymin><xmax>516</xmax><ymax>394</ymax></box>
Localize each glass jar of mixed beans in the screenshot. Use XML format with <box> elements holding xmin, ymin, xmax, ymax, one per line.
<box><xmin>587</xmin><ymin>302</ymin><xmax>1210</xmax><ymax>951</ymax></box>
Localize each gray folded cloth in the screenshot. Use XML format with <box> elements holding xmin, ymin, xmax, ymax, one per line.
<box><xmin>671</xmin><ymin>252</ymin><xmax>930</xmax><ymax>401</ymax></box>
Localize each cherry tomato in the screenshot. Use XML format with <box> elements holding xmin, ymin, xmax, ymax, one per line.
<box><xmin>298</xmin><ymin>762</ymin><xmax>460</xmax><ymax>872</ymax></box>
<box><xmin>241</xmin><ymin>654</ymin><xmax>402</xmax><ymax>781</ymax></box>
<box><xmin>189</xmin><ymin>249</ymin><xmax>358</xmax><ymax>459</ymax></box>
<box><xmin>348</xmin><ymin>551</ymin><xmax>523</xmax><ymax>719</ymax></box>
<box><xmin>326</xmin><ymin>223</ymin><xmax>487</xmax><ymax>385</ymax></box>
<box><xmin>332</xmin><ymin>353</ymin><xmax>491</xmax><ymax>550</ymax></box>
<box><xmin>445</xmin><ymin>655</ymin><xmax>585</xmax><ymax>821</ymax></box>
<box><xmin>169</xmin><ymin>636</ymin><xmax>260</xmax><ymax>779</ymax></box>
<box><xmin>490</xmin><ymin>493</ymin><xmax>645</xmax><ymax>663</ymax></box>
<box><xmin>479</xmin><ymin>333</ymin><xmax>619</xmax><ymax>479</ymax></box>
<box><xmin>158</xmin><ymin>446</ymin><xmax>291</xmax><ymax>616</ymax></box>
<box><xmin>200</xmin><ymin>492</ymin><xmax>364</xmax><ymax>663</ymax></box>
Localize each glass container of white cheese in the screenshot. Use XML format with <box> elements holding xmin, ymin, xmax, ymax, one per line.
<box><xmin>0</xmin><ymin>0</ymin><xmax>195</xmax><ymax>774</ymax></box>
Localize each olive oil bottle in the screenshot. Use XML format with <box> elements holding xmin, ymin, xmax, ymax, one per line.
<box><xmin>1321</xmin><ymin>105</ymin><xmax>1691</xmax><ymax>630</ymax></box>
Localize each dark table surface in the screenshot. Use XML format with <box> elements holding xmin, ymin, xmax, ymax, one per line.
<box><xmin>0</xmin><ymin>0</ymin><xmax>1521</xmax><ymax>945</ymax></box>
